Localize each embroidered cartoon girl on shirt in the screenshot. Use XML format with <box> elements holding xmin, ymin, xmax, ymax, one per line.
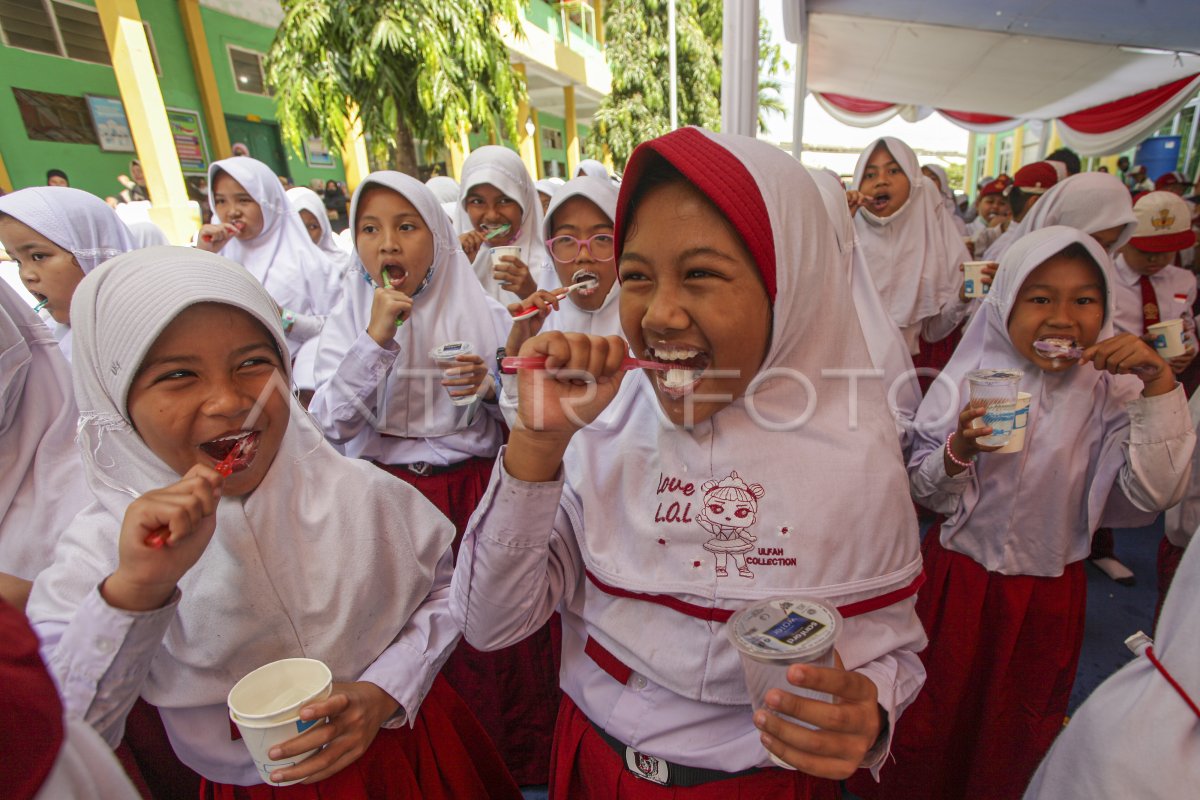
<box><xmin>697</xmin><ymin>471</ymin><xmax>765</xmax><ymax>579</ymax></box>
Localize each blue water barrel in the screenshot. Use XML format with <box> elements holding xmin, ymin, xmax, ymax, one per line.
<box><xmin>1134</xmin><ymin>136</ymin><xmax>1182</xmax><ymax>181</ymax></box>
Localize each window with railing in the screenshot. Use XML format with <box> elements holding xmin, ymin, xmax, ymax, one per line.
<box><xmin>0</xmin><ymin>0</ymin><xmax>161</xmax><ymax>72</ymax></box>
<box><xmin>228</xmin><ymin>45</ymin><xmax>272</xmax><ymax>97</ymax></box>
<box><xmin>554</xmin><ymin>1</ymin><xmax>597</xmax><ymax>46</ymax></box>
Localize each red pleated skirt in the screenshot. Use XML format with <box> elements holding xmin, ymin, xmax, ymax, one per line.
<box><xmin>913</xmin><ymin>325</ymin><xmax>963</xmax><ymax>395</ymax></box>
<box><xmin>548</xmin><ymin>694</ymin><xmax>840</xmax><ymax>800</ymax></box>
<box><xmin>199</xmin><ymin>675</ymin><xmax>521</xmax><ymax>799</ymax></box>
<box><xmin>852</xmin><ymin>529</ymin><xmax>1086</xmax><ymax>800</ymax></box>
<box><xmin>376</xmin><ymin>456</ymin><xmax>561</xmax><ymax>786</ymax></box>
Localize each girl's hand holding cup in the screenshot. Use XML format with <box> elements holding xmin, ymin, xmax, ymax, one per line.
<box><xmin>1080</xmin><ymin>333</ymin><xmax>1175</xmax><ymax>397</ymax></box>
<box><xmin>104</xmin><ymin>465</ymin><xmax>224</xmax><ymax>612</ymax></box>
<box><xmin>441</xmin><ymin>353</ymin><xmax>494</xmax><ymax>402</ymax></box>
<box><xmin>945</xmin><ymin>402</ymin><xmax>1003</xmax><ymax>475</ymax></box>
<box><xmin>366</xmin><ymin>285</ymin><xmax>413</xmax><ymax>346</ymax></box>
<box><xmin>960</xmin><ymin>261</ymin><xmax>997</xmax><ymax>302</ymax></box>
<box><xmin>752</xmin><ymin>655</ymin><xmax>885</xmax><ymax>780</ymax></box>
<box><xmin>264</xmin><ymin>681</ymin><xmax>398</xmax><ymax>785</ymax></box>
<box><xmin>493</xmin><ymin>253</ymin><xmax>538</xmax><ymax>299</ymax></box>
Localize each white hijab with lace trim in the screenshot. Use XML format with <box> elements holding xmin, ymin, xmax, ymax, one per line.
<box><xmin>27</xmin><ymin>246</ymin><xmax>453</xmax><ymax>779</ymax></box>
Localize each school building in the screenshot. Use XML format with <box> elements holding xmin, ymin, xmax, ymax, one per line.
<box><xmin>0</xmin><ymin>0</ymin><xmax>611</xmax><ymax>240</ymax></box>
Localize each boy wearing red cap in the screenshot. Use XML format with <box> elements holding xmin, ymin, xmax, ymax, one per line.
<box><xmin>966</xmin><ymin>176</ymin><xmax>1011</xmax><ymax>255</ymax></box>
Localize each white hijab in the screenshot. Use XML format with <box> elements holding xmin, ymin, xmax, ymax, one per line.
<box><xmin>574</xmin><ymin>158</ymin><xmax>609</xmax><ymax>180</ymax></box>
<box><xmin>853</xmin><ymin>137</ymin><xmax>969</xmax><ymax>329</ymax></box>
<box><xmin>207</xmin><ymin>157</ymin><xmax>339</xmax><ymax>316</ymax></box>
<box><xmin>561</xmin><ymin>128</ymin><xmax>922</xmax><ymax>705</ymax></box>
<box><xmin>316</xmin><ymin>171</ymin><xmax>510</xmax><ymax>439</ymax></box>
<box><xmin>127</xmin><ymin>221</ymin><xmax>170</xmax><ymax>249</ymax></box>
<box><xmin>424</xmin><ymin>176</ymin><xmax>460</xmax><ymax>205</ymax></box>
<box><xmin>984</xmin><ymin>172</ymin><xmax>1137</xmax><ymax>263</ymax></box>
<box><xmin>913</xmin><ymin>227</ymin><xmax>1144</xmax><ymax>576</ymax></box>
<box><xmin>28</xmin><ymin>246</ymin><xmax>453</xmax><ymax>775</ymax></box>
<box><xmin>0</xmin><ymin>282</ymin><xmax>88</xmax><ymax>580</ymax></box>
<box><xmin>923</xmin><ymin>163</ymin><xmax>969</xmax><ymax>236</ymax></box>
<box><xmin>538</xmin><ymin>175</ymin><xmax>621</xmax><ymax>336</ymax></box>
<box><xmin>809</xmin><ymin>168</ymin><xmax>920</xmax><ymax>436</ymax></box>
<box><xmin>0</xmin><ymin>186</ymin><xmax>136</xmax><ymax>359</ymax></box>
<box><xmin>454</xmin><ymin>146</ymin><xmax>552</xmax><ymax>304</ymax></box>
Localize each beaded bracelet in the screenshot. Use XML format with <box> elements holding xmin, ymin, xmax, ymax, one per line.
<box><xmin>945</xmin><ymin>431</ymin><xmax>975</xmax><ymax>469</ymax></box>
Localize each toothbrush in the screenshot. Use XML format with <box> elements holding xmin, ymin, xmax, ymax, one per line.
<box><xmin>511</xmin><ymin>278</ymin><xmax>601</xmax><ymax>321</ymax></box>
<box><xmin>501</xmin><ymin>355</ymin><xmax>670</xmax><ymax>374</ymax></box>
<box><xmin>32</xmin><ymin>299</ymin><xmax>48</xmax><ymax>313</ymax></box>
<box><xmin>143</xmin><ymin>440</ymin><xmax>244</xmax><ymax>549</ymax></box>
<box><xmin>1033</xmin><ymin>339</ymin><xmax>1156</xmax><ymax>375</ymax></box>
<box><xmin>484</xmin><ymin>223</ymin><xmax>512</xmax><ymax>241</ymax></box>
<box><xmin>381</xmin><ymin>271</ymin><xmax>405</xmax><ymax>327</ymax></box>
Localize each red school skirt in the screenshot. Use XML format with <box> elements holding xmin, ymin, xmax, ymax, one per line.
<box><xmin>199</xmin><ymin>675</ymin><xmax>521</xmax><ymax>799</ymax></box>
<box><xmin>375</xmin><ymin>457</ymin><xmax>562</xmax><ymax>786</ymax></box>
<box><xmin>851</xmin><ymin>529</ymin><xmax>1087</xmax><ymax>800</ymax></box>
<box><xmin>548</xmin><ymin>695</ymin><xmax>840</xmax><ymax>800</ymax></box>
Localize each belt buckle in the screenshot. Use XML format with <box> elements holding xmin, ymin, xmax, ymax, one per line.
<box><xmin>625</xmin><ymin>746</ymin><xmax>669</xmax><ymax>785</ymax></box>
<box><xmin>406</xmin><ymin>462</ymin><xmax>433</xmax><ymax>477</ymax></box>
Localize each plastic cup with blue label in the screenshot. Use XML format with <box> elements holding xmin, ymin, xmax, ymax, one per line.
<box><xmin>996</xmin><ymin>392</ymin><xmax>1031</xmax><ymax>454</ymax></box>
<box><xmin>430</xmin><ymin>341</ymin><xmax>478</xmax><ymax>407</ymax></box>
<box><xmin>228</xmin><ymin>658</ymin><xmax>333</xmax><ymax>785</ymax></box>
<box><xmin>962</xmin><ymin>261</ymin><xmax>991</xmax><ymax>299</ymax></box>
<box><xmin>1148</xmin><ymin>319</ymin><xmax>1186</xmax><ymax>358</ymax></box>
<box><xmin>967</xmin><ymin>368</ymin><xmax>1023</xmax><ymax>447</ymax></box>
<box><xmin>727</xmin><ymin>596</ymin><xmax>842</xmax><ymax>769</ymax></box>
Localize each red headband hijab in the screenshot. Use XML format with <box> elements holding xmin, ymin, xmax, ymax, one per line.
<box><xmin>614</xmin><ymin>127</ymin><xmax>778</xmax><ymax>304</ymax></box>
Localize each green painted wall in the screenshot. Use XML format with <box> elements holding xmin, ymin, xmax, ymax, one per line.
<box><xmin>0</xmin><ymin>1</ymin><xmax>343</xmax><ymax>196</ymax></box>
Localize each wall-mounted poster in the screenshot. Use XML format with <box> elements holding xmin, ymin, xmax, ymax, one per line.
<box><xmin>166</xmin><ymin>108</ymin><xmax>210</xmax><ymax>174</ymax></box>
<box><xmin>304</xmin><ymin>136</ymin><xmax>334</xmax><ymax>168</ymax></box>
<box><xmin>85</xmin><ymin>95</ymin><xmax>135</xmax><ymax>152</ymax></box>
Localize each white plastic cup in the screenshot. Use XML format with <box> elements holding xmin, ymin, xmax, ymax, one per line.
<box><xmin>1148</xmin><ymin>319</ymin><xmax>1186</xmax><ymax>357</ymax></box>
<box><xmin>996</xmin><ymin>392</ymin><xmax>1031</xmax><ymax>454</ymax></box>
<box><xmin>727</xmin><ymin>597</ymin><xmax>842</xmax><ymax>770</ymax></box>
<box><xmin>962</xmin><ymin>261</ymin><xmax>991</xmax><ymax>299</ymax></box>
<box><xmin>430</xmin><ymin>341</ymin><xmax>478</xmax><ymax>407</ymax></box>
<box><xmin>967</xmin><ymin>368</ymin><xmax>1023</xmax><ymax>447</ymax></box>
<box><xmin>227</xmin><ymin>658</ymin><xmax>332</xmax><ymax>786</ymax></box>
<box><xmin>489</xmin><ymin>245</ymin><xmax>522</xmax><ymax>271</ymax></box>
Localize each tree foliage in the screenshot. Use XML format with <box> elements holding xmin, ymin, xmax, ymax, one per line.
<box><xmin>267</xmin><ymin>0</ymin><xmax>526</xmax><ymax>175</ymax></box>
<box><xmin>757</xmin><ymin>16</ymin><xmax>790</xmax><ymax>134</ymax></box>
<box><xmin>585</xmin><ymin>0</ymin><xmax>722</xmax><ymax>170</ymax></box>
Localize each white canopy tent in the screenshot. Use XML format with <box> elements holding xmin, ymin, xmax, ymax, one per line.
<box><xmin>719</xmin><ymin>1</ymin><xmax>1200</xmax><ymax>157</ymax></box>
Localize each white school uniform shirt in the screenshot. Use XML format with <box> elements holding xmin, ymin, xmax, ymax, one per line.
<box><xmin>452</xmin><ymin>128</ymin><xmax>926</xmax><ymax>776</ymax></box>
<box><xmin>1110</xmin><ymin>254</ymin><xmax>1197</xmax><ymax>336</ymax></box>
<box><xmin>852</xmin><ymin>138</ymin><xmax>972</xmax><ymax>354</ymax></box>
<box><xmin>455</xmin><ymin>146</ymin><xmax>554</xmax><ymax>305</ymax></box>
<box><xmin>910</xmin><ymin>227</ymin><xmax>1195</xmax><ymax>576</ymax></box>
<box><xmin>0</xmin><ymin>187</ymin><xmax>135</xmax><ymax>361</ymax></box>
<box><xmin>0</xmin><ymin>282</ymin><xmax>88</xmax><ymax>580</ymax></box>
<box><xmin>1023</xmin><ymin>525</ymin><xmax>1200</xmax><ymax>799</ymax></box>
<box><xmin>208</xmin><ymin>157</ymin><xmax>339</xmax><ymax>354</ymax></box>
<box><xmin>1165</xmin><ymin>388</ymin><xmax>1200</xmax><ymax>548</ymax></box>
<box><xmin>310</xmin><ymin>172</ymin><xmax>510</xmax><ymax>468</ymax></box>
<box><xmin>27</xmin><ymin>247</ymin><xmax>459</xmax><ymax>785</ymax></box>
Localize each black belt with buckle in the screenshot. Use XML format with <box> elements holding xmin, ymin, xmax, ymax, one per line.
<box><xmin>588</xmin><ymin>721</ymin><xmax>763</xmax><ymax>787</ymax></box>
<box><xmin>376</xmin><ymin>460</ymin><xmax>466</xmax><ymax>478</ymax></box>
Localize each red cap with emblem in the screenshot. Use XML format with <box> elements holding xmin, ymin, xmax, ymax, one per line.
<box><xmin>1129</xmin><ymin>191</ymin><xmax>1197</xmax><ymax>253</ymax></box>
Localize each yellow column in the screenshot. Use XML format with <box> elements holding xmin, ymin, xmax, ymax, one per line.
<box><xmin>1046</xmin><ymin>120</ymin><xmax>1064</xmax><ymax>154</ymax></box>
<box><xmin>340</xmin><ymin>111</ymin><xmax>371</xmax><ymax>194</ymax></box>
<box><xmin>96</xmin><ymin>0</ymin><xmax>194</xmax><ymax>243</ymax></box>
<box><xmin>0</xmin><ymin>151</ymin><xmax>13</xmax><ymax>194</ymax></box>
<box><xmin>513</xmin><ymin>64</ymin><xmax>539</xmax><ymax>180</ymax></box>
<box><xmin>984</xmin><ymin>134</ymin><xmax>997</xmax><ymax>178</ymax></box>
<box><xmin>596</xmin><ymin>0</ymin><xmax>605</xmax><ymax>45</ymax></box>
<box><xmin>1011</xmin><ymin>125</ymin><xmax>1025</xmax><ymax>172</ymax></box>
<box><xmin>531</xmin><ymin>109</ymin><xmax>544</xmax><ymax>178</ymax></box>
<box><xmin>564</xmin><ymin>85</ymin><xmax>580</xmax><ymax>177</ymax></box>
<box><xmin>447</xmin><ymin>124</ymin><xmax>472</xmax><ymax>182</ymax></box>
<box><xmin>965</xmin><ymin>132</ymin><xmax>978</xmax><ymax>196</ymax></box>
<box><xmin>178</xmin><ymin>0</ymin><xmax>230</xmax><ymax>160</ymax></box>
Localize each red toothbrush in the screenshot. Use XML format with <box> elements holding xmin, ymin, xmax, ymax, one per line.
<box><xmin>143</xmin><ymin>438</ymin><xmax>246</xmax><ymax>548</ymax></box>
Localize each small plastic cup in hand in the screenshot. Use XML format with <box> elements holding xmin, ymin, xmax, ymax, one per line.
<box><xmin>996</xmin><ymin>392</ymin><xmax>1031</xmax><ymax>454</ymax></box>
<box><xmin>962</xmin><ymin>261</ymin><xmax>991</xmax><ymax>299</ymax></box>
<box><xmin>967</xmin><ymin>368</ymin><xmax>1023</xmax><ymax>447</ymax></box>
<box><xmin>430</xmin><ymin>341</ymin><xmax>478</xmax><ymax>407</ymax></box>
<box><xmin>1148</xmin><ymin>319</ymin><xmax>1186</xmax><ymax>358</ymax></box>
<box><xmin>490</xmin><ymin>245</ymin><xmax>522</xmax><ymax>273</ymax></box>
<box><xmin>228</xmin><ymin>658</ymin><xmax>333</xmax><ymax>786</ymax></box>
<box><xmin>727</xmin><ymin>596</ymin><xmax>842</xmax><ymax>770</ymax></box>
